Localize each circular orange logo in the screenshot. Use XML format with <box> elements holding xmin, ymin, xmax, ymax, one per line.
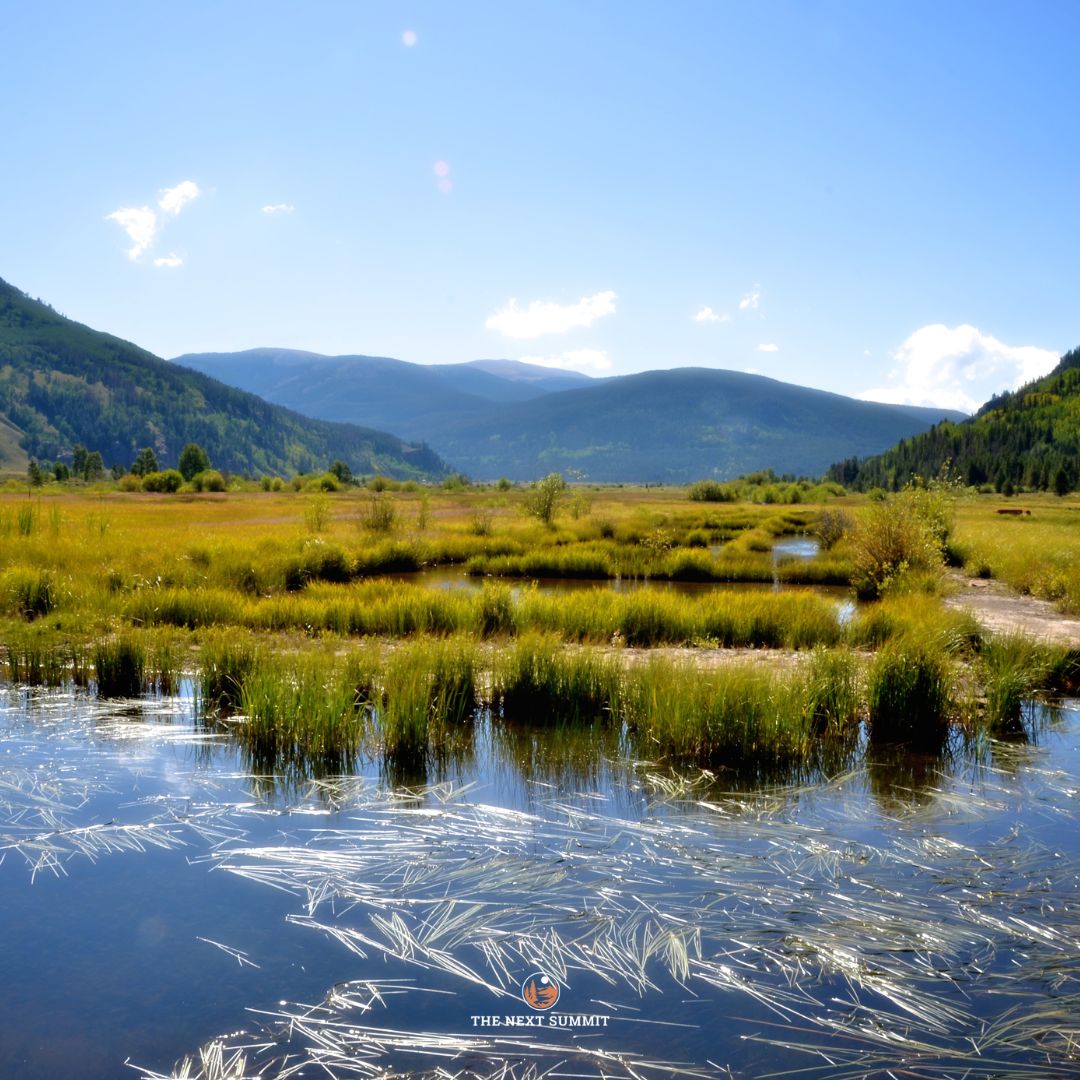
<box><xmin>521</xmin><ymin>971</ymin><xmax>560</xmax><ymax>1010</ymax></box>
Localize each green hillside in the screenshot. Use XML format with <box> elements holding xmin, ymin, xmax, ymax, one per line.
<box><xmin>0</xmin><ymin>279</ymin><xmax>447</xmax><ymax>479</ymax></box>
<box><xmin>829</xmin><ymin>347</ymin><xmax>1080</xmax><ymax>492</ymax></box>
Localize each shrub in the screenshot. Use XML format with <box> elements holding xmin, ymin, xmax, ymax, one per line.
<box><xmin>688</xmin><ymin>480</ymin><xmax>735</xmax><ymax>502</ymax></box>
<box><xmin>117</xmin><ymin>473</ymin><xmax>142</xmax><ymax>492</ymax></box>
<box><xmin>304</xmin><ymin>493</ymin><xmax>331</xmax><ymax>532</ymax></box>
<box><xmin>192</xmin><ymin>469</ymin><xmax>226</xmax><ymax>492</ymax></box>
<box><xmin>308</xmin><ymin>472</ymin><xmax>341</xmax><ymax>493</ymax></box>
<box><xmin>522</xmin><ymin>473</ymin><xmax>567</xmax><ymax>525</ymax></box>
<box><xmin>815</xmin><ymin>508</ymin><xmax>852</xmax><ymax>550</ymax></box>
<box><xmin>359</xmin><ymin>493</ymin><xmax>397</xmax><ymax>533</ymax></box>
<box><xmin>849</xmin><ymin>492</ymin><xmax>945</xmax><ymax>600</ymax></box>
<box><xmin>142</xmin><ymin>469</ymin><xmax>184</xmax><ymax>493</ymax></box>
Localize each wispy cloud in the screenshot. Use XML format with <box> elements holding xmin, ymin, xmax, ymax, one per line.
<box><xmin>756</xmin><ymin>343</ymin><xmax>779</xmax><ymax>353</ymax></box>
<box><xmin>158</xmin><ymin>180</ymin><xmax>200</xmax><ymax>216</ymax></box>
<box><xmin>692</xmin><ymin>306</ymin><xmax>730</xmax><ymax>324</ymax></box>
<box><xmin>261</xmin><ymin>203</ymin><xmax>295</xmax><ymax>215</ymax></box>
<box><xmin>108</xmin><ymin>178</ymin><xmax>199</xmax><ymax>263</ymax></box>
<box><xmin>153</xmin><ymin>253</ymin><xmax>183</xmax><ymax>268</ymax></box>
<box><xmin>486</xmin><ymin>290</ymin><xmax>617</xmax><ymax>339</ymax></box>
<box><xmin>739</xmin><ymin>286</ymin><xmax>761</xmax><ymax>311</ymax></box>
<box><xmin>106</xmin><ymin>206</ymin><xmax>158</xmax><ymax>261</ymax></box>
<box><xmin>858</xmin><ymin>324</ymin><xmax>1059</xmax><ymax>412</ymax></box>
<box><xmin>520</xmin><ymin>348</ymin><xmax>612</xmax><ymax>373</ymax></box>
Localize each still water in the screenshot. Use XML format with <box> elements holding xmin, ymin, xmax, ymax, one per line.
<box><xmin>1</xmin><ymin>688</ymin><xmax>1078</xmax><ymax>1078</ymax></box>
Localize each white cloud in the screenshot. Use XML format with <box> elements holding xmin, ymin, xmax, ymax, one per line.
<box><xmin>261</xmin><ymin>203</ymin><xmax>295</xmax><ymax>215</ymax></box>
<box><xmin>106</xmin><ymin>206</ymin><xmax>158</xmax><ymax>261</ymax></box>
<box><xmin>756</xmin><ymin>343</ymin><xmax>779</xmax><ymax>353</ymax></box>
<box><xmin>158</xmin><ymin>180</ymin><xmax>200</xmax><ymax>216</ymax></box>
<box><xmin>858</xmin><ymin>324</ymin><xmax>1059</xmax><ymax>413</ymax></box>
<box><xmin>739</xmin><ymin>286</ymin><xmax>761</xmax><ymax>311</ymax></box>
<box><xmin>486</xmin><ymin>290</ymin><xmax>617</xmax><ymax>339</ymax></box>
<box><xmin>693</xmin><ymin>306</ymin><xmax>730</xmax><ymax>324</ymax></box>
<box><xmin>520</xmin><ymin>348</ymin><xmax>612</xmax><ymax>373</ymax></box>
<box><xmin>153</xmin><ymin>253</ymin><xmax>183</xmax><ymax>268</ymax></box>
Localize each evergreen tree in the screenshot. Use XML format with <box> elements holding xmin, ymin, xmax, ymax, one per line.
<box><xmin>131</xmin><ymin>447</ymin><xmax>159</xmax><ymax>477</ymax></box>
<box><xmin>178</xmin><ymin>442</ymin><xmax>210</xmax><ymax>481</ymax></box>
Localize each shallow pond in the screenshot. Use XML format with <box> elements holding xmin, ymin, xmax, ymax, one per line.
<box><xmin>1</xmin><ymin>688</ymin><xmax>1078</xmax><ymax>1078</ymax></box>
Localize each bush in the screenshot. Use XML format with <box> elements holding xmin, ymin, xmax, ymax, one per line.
<box><xmin>522</xmin><ymin>473</ymin><xmax>567</xmax><ymax>525</ymax></box>
<box><xmin>688</xmin><ymin>480</ymin><xmax>735</xmax><ymax>502</ymax></box>
<box><xmin>359</xmin><ymin>493</ymin><xmax>397</xmax><ymax>533</ymax></box>
<box><xmin>117</xmin><ymin>473</ymin><xmax>142</xmax><ymax>492</ymax></box>
<box><xmin>191</xmin><ymin>469</ymin><xmax>226</xmax><ymax>492</ymax></box>
<box><xmin>815</xmin><ymin>508</ymin><xmax>852</xmax><ymax>549</ymax></box>
<box><xmin>307</xmin><ymin>472</ymin><xmax>341</xmax><ymax>493</ymax></box>
<box><xmin>141</xmin><ymin>469</ymin><xmax>184</xmax><ymax>493</ymax></box>
<box><xmin>849</xmin><ymin>488</ymin><xmax>949</xmax><ymax>599</ymax></box>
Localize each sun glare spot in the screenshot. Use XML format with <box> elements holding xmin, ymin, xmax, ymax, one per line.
<box><xmin>434</xmin><ymin>160</ymin><xmax>450</xmax><ymax>178</ymax></box>
<box><xmin>402</xmin><ymin>30</ymin><xmax>417</xmax><ymax>47</ymax></box>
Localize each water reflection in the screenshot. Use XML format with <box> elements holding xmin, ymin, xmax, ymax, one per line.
<box><xmin>1</xmin><ymin>690</ymin><xmax>1079</xmax><ymax>1080</ymax></box>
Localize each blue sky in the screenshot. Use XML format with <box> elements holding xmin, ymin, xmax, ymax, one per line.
<box><xmin>3</xmin><ymin>0</ymin><xmax>1079</xmax><ymax>412</ymax></box>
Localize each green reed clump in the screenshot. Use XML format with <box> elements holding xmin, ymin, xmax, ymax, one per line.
<box><xmin>197</xmin><ymin>635</ymin><xmax>258</xmax><ymax>714</ymax></box>
<box><xmin>494</xmin><ymin>634</ymin><xmax>620</xmax><ymax>725</ymax></box>
<box><xmin>6</xmin><ymin>632</ymin><xmax>68</xmax><ymax>686</ymax></box>
<box><xmin>16</xmin><ymin>501</ymin><xmax>36</xmax><ymax>538</ymax></box>
<box><xmin>699</xmin><ymin>591</ymin><xmax>843</xmax><ymax>649</ymax></box>
<box><xmin>615</xmin><ymin>590</ymin><xmax>696</xmax><ymax>646</ymax></box>
<box><xmin>801</xmin><ymin>646</ymin><xmax>860</xmax><ymax>734</ymax></box>
<box><xmin>3</xmin><ymin>567</ymin><xmax>57</xmax><ymax>619</ymax></box>
<box><xmin>866</xmin><ymin>638</ymin><xmax>954</xmax><ymax>748</ymax></box>
<box><xmin>477</xmin><ymin>581</ymin><xmax>515</xmax><ymax>636</ymax></box>
<box><xmin>354</xmin><ymin>540</ymin><xmax>423</xmax><ymax>575</ymax></box>
<box><xmin>489</xmin><ymin>547</ymin><xmax>615</xmax><ymax>580</ymax></box>
<box><xmin>975</xmin><ymin>633</ymin><xmax>1066</xmax><ymax>733</ymax></box>
<box><xmin>240</xmin><ymin>649</ymin><xmax>376</xmax><ymax>761</ymax></box>
<box><xmin>283</xmin><ymin>540</ymin><xmax>353</xmax><ymax>589</ymax></box>
<box><xmin>93</xmin><ymin>635</ymin><xmax>147</xmax><ymax>697</ymax></box>
<box><xmin>380</xmin><ymin>638</ymin><xmax>478</xmax><ymax>763</ymax></box>
<box><xmin>624</xmin><ymin>659</ymin><xmax>810</xmax><ymax>766</ymax></box>
<box><xmin>146</xmin><ymin>630</ymin><xmax>185</xmax><ymax>695</ymax></box>
<box><xmin>126</xmin><ymin>587</ymin><xmax>245</xmax><ymax>629</ymax></box>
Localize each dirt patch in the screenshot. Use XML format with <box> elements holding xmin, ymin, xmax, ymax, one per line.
<box><xmin>944</xmin><ymin>572</ymin><xmax>1080</xmax><ymax>648</ymax></box>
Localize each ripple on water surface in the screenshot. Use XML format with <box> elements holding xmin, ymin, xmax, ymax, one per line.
<box><xmin>1</xmin><ymin>687</ymin><xmax>1078</xmax><ymax>1079</ymax></box>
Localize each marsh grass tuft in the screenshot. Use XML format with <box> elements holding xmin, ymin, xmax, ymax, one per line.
<box><xmin>381</xmin><ymin>638</ymin><xmax>478</xmax><ymax>764</ymax></box>
<box><xmin>623</xmin><ymin>658</ymin><xmax>811</xmax><ymax>768</ymax></box>
<box><xmin>93</xmin><ymin>635</ymin><xmax>147</xmax><ymax>697</ymax></box>
<box><xmin>240</xmin><ymin>650</ymin><xmax>376</xmax><ymax>763</ymax></box>
<box><xmin>197</xmin><ymin>635</ymin><xmax>258</xmax><ymax>715</ymax></box>
<box><xmin>802</xmin><ymin>645</ymin><xmax>860</xmax><ymax>735</ymax></box>
<box><xmin>495</xmin><ymin>634</ymin><xmax>620</xmax><ymax>725</ymax></box>
<box><xmin>3</xmin><ymin>567</ymin><xmax>57</xmax><ymax>619</ymax></box>
<box><xmin>867</xmin><ymin>638</ymin><xmax>953</xmax><ymax>748</ymax></box>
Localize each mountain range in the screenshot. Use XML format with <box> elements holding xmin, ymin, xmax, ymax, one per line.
<box><xmin>177</xmin><ymin>348</ymin><xmax>966</xmax><ymax>483</ymax></box>
<box><xmin>0</xmin><ymin>279</ymin><xmax>447</xmax><ymax>479</ymax></box>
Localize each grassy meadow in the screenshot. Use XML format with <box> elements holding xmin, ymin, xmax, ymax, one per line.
<box><xmin>0</xmin><ymin>480</ymin><xmax>1076</xmax><ymax>773</ymax></box>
